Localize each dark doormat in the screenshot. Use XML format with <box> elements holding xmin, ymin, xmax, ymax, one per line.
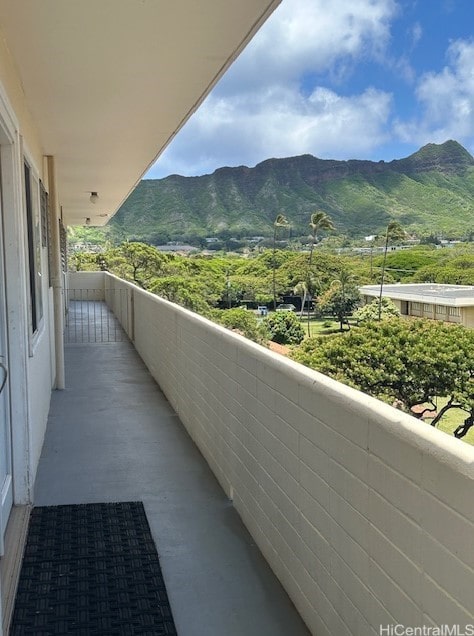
<box><xmin>10</xmin><ymin>502</ymin><xmax>178</xmax><ymax>635</ymax></box>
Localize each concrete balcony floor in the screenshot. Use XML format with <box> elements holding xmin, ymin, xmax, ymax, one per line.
<box><xmin>33</xmin><ymin>337</ymin><xmax>310</xmax><ymax>636</ymax></box>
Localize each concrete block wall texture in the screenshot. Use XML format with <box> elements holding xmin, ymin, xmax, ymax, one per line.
<box><xmin>98</xmin><ymin>273</ymin><xmax>474</xmax><ymax>636</ymax></box>
<box><xmin>463</xmin><ymin>306</ymin><xmax>474</xmax><ymax>328</ymax></box>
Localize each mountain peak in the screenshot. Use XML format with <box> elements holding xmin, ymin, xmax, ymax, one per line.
<box><xmin>395</xmin><ymin>140</ymin><xmax>474</xmax><ymax>173</ymax></box>
<box><xmin>112</xmin><ymin>141</ymin><xmax>474</xmax><ymax>240</ymax></box>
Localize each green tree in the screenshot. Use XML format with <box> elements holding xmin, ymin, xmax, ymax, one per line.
<box><xmin>306</xmin><ymin>211</ymin><xmax>335</xmax><ymax>331</ymax></box>
<box><xmin>378</xmin><ymin>220</ymin><xmax>405</xmax><ymax>319</ymax></box>
<box><xmin>150</xmin><ymin>276</ymin><xmax>212</xmax><ymax>314</ymax></box>
<box><xmin>69</xmin><ymin>252</ymin><xmax>103</xmax><ymax>272</ymax></box>
<box><xmin>210</xmin><ymin>308</ymin><xmax>268</xmax><ymax>345</ymax></box>
<box><xmin>319</xmin><ymin>269</ymin><xmax>360</xmax><ymax>331</ymax></box>
<box><xmin>264</xmin><ymin>311</ymin><xmax>305</xmax><ymax>345</ymax></box>
<box><xmin>103</xmin><ymin>242</ymin><xmax>168</xmax><ymax>289</ymax></box>
<box><xmin>291</xmin><ymin>319</ymin><xmax>474</xmax><ymax>439</ymax></box>
<box><xmin>354</xmin><ymin>297</ymin><xmax>400</xmax><ymax>323</ymax></box>
<box><xmin>308</xmin><ymin>212</ymin><xmax>335</xmax><ymax>270</ymax></box>
<box><xmin>272</xmin><ymin>214</ymin><xmax>289</xmax><ymax>309</ymax></box>
<box><xmin>294</xmin><ymin>280</ymin><xmax>308</xmax><ymax>318</ymax></box>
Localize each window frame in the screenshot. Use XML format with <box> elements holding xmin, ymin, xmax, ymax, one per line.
<box><xmin>23</xmin><ymin>158</ymin><xmax>44</xmax><ymax>342</ymax></box>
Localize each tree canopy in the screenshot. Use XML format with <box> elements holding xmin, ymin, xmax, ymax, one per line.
<box><xmin>291</xmin><ymin>318</ymin><xmax>474</xmax><ymax>438</ymax></box>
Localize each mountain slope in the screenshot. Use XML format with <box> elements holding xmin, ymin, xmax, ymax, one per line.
<box><xmin>109</xmin><ymin>140</ymin><xmax>474</xmax><ymax>240</ymax></box>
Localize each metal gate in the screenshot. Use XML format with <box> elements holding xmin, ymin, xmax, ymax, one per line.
<box><xmin>65</xmin><ymin>290</ymin><xmax>128</xmax><ymax>344</ymax></box>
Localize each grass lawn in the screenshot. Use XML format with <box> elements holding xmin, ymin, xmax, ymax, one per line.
<box><xmin>422</xmin><ymin>397</ymin><xmax>474</xmax><ymax>446</ymax></box>
<box><xmin>298</xmin><ymin>316</ymin><xmax>353</xmax><ymax>338</ymax></box>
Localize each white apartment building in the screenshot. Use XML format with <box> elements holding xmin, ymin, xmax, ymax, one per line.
<box><xmin>0</xmin><ymin>4</ymin><xmax>472</xmax><ymax>635</ymax></box>
<box><xmin>360</xmin><ymin>283</ymin><xmax>474</xmax><ymax>328</ymax></box>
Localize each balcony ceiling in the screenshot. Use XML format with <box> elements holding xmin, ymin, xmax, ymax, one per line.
<box><xmin>0</xmin><ymin>0</ymin><xmax>280</xmax><ymax>226</ymax></box>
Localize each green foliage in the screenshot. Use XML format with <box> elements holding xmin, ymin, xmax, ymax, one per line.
<box><xmin>67</xmin><ymin>225</ymin><xmax>109</xmax><ymax>247</ymax></box>
<box><xmin>291</xmin><ymin>319</ymin><xmax>474</xmax><ymax>438</ymax></box>
<box><xmin>413</xmin><ymin>251</ymin><xmax>474</xmax><ymax>284</ymax></box>
<box><xmin>69</xmin><ymin>252</ymin><xmax>104</xmax><ymax>271</ymax></box>
<box><xmin>318</xmin><ymin>269</ymin><xmax>360</xmax><ymax>330</ymax></box>
<box><xmin>103</xmin><ymin>242</ymin><xmax>168</xmax><ymax>288</ymax></box>
<box><xmin>353</xmin><ymin>298</ymin><xmax>400</xmax><ymax>323</ymax></box>
<box><xmin>373</xmin><ymin>247</ymin><xmax>438</xmax><ymax>281</ymax></box>
<box><xmin>264</xmin><ymin>311</ymin><xmax>305</xmax><ymax>345</ymax></box>
<box><xmin>209</xmin><ymin>308</ymin><xmax>268</xmax><ymax>344</ymax></box>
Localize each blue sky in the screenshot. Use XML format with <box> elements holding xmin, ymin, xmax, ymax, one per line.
<box><xmin>146</xmin><ymin>0</ymin><xmax>474</xmax><ymax>179</ymax></box>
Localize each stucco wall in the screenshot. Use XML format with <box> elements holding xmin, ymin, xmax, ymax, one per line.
<box><xmin>68</xmin><ymin>271</ymin><xmax>105</xmax><ymax>300</ymax></box>
<box><xmin>0</xmin><ymin>33</ymin><xmax>43</xmax><ymax>173</ymax></box>
<box><xmin>462</xmin><ymin>306</ymin><xmax>474</xmax><ymax>328</ymax></box>
<box><xmin>0</xmin><ymin>49</ymin><xmax>57</xmax><ymax>509</ymax></box>
<box><xmin>103</xmin><ymin>273</ymin><xmax>473</xmax><ymax>636</ymax></box>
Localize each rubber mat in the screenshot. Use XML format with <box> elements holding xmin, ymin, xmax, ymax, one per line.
<box><xmin>10</xmin><ymin>502</ymin><xmax>177</xmax><ymax>635</ymax></box>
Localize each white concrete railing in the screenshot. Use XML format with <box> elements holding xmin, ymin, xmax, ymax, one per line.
<box><xmin>71</xmin><ymin>272</ymin><xmax>474</xmax><ymax>636</ymax></box>
<box><xmin>67</xmin><ymin>271</ymin><xmax>106</xmax><ymax>300</ymax></box>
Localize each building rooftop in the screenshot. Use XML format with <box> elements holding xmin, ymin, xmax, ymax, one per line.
<box><xmin>360</xmin><ymin>283</ymin><xmax>474</xmax><ymax>306</ymax></box>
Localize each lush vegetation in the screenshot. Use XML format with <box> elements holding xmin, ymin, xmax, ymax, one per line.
<box><xmin>264</xmin><ymin>312</ymin><xmax>305</xmax><ymax>345</ymax></box>
<box><xmin>71</xmin><ymin>236</ymin><xmax>474</xmax><ymax>442</ymax></box>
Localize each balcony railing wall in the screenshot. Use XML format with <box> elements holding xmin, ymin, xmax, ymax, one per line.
<box><xmin>69</xmin><ymin>272</ymin><xmax>473</xmax><ymax>636</ymax></box>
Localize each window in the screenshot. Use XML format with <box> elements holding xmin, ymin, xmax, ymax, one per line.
<box><xmin>435</xmin><ymin>305</ymin><xmax>447</xmax><ymax>314</ymax></box>
<box><xmin>24</xmin><ymin>161</ymin><xmax>43</xmax><ymax>334</ymax></box>
<box><xmin>448</xmin><ymin>307</ymin><xmax>461</xmax><ymax>317</ymax></box>
<box><xmin>40</xmin><ymin>180</ymin><xmax>52</xmax><ymax>287</ymax></box>
<box><xmin>411</xmin><ymin>302</ymin><xmax>421</xmax><ymax>311</ymax></box>
<box><xmin>423</xmin><ymin>303</ymin><xmax>433</xmax><ymax>313</ymax></box>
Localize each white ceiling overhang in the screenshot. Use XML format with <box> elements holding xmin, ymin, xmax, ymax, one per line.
<box><xmin>0</xmin><ymin>0</ymin><xmax>280</xmax><ymax>226</ymax></box>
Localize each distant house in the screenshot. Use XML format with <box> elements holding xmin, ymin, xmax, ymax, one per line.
<box><xmin>359</xmin><ymin>283</ymin><xmax>474</xmax><ymax>328</ymax></box>
<box><xmin>156</xmin><ymin>244</ymin><xmax>196</xmax><ymax>254</ymax></box>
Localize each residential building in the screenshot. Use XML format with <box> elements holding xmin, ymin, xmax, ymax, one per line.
<box><xmin>360</xmin><ymin>283</ymin><xmax>474</xmax><ymax>327</ymax></box>
<box><xmin>0</xmin><ymin>4</ymin><xmax>472</xmax><ymax>636</ymax></box>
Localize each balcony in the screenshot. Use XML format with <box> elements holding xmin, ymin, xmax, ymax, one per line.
<box><xmin>33</xmin><ymin>272</ymin><xmax>473</xmax><ymax>635</ymax></box>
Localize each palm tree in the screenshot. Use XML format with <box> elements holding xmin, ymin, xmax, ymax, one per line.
<box><xmin>272</xmin><ymin>213</ymin><xmax>289</xmax><ymax>309</ymax></box>
<box><xmin>306</xmin><ymin>211</ymin><xmax>334</xmax><ymax>332</ymax></box>
<box><xmin>378</xmin><ymin>220</ymin><xmax>405</xmax><ymax>320</ymax></box>
<box><xmin>308</xmin><ymin>211</ymin><xmax>335</xmax><ymax>270</ymax></box>
<box><xmin>294</xmin><ymin>281</ymin><xmax>308</xmax><ymax>318</ymax></box>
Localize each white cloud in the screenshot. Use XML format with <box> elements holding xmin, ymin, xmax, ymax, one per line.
<box><xmin>148</xmin><ymin>0</ymin><xmax>398</xmax><ymax>178</ymax></box>
<box><xmin>151</xmin><ymin>86</ymin><xmax>392</xmax><ymax>177</ymax></box>
<box><xmin>395</xmin><ymin>39</ymin><xmax>474</xmax><ymax>146</ymax></box>
<box><xmin>216</xmin><ymin>0</ymin><xmax>397</xmax><ymax>94</ymax></box>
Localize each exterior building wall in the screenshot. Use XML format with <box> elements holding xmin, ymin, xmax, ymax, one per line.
<box><xmin>0</xmin><ymin>53</ymin><xmax>58</xmax><ymax>632</ymax></box>
<box><xmin>103</xmin><ymin>273</ymin><xmax>474</xmax><ymax>636</ymax></box>
<box><xmin>0</xmin><ymin>57</ymin><xmax>56</xmax><ymax>500</ymax></box>
<box><xmin>0</xmin><ymin>35</ymin><xmax>43</xmax><ymax>171</ymax></box>
<box><xmin>462</xmin><ymin>306</ymin><xmax>474</xmax><ymax>328</ymax></box>
<box><xmin>409</xmin><ymin>301</ymin><xmax>422</xmax><ymax>317</ymax></box>
<box><xmin>365</xmin><ymin>294</ymin><xmax>469</xmax><ymax>326</ymax></box>
<box><xmin>446</xmin><ymin>307</ymin><xmax>461</xmax><ymax>324</ymax></box>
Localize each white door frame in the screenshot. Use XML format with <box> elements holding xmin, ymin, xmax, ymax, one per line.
<box><xmin>0</xmin><ymin>85</ymin><xmax>31</xmax><ymax>519</ymax></box>
<box><xmin>0</xmin><ymin>173</ymin><xmax>13</xmax><ymax>554</ymax></box>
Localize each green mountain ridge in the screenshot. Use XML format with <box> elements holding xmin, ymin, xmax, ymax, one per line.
<box><xmin>109</xmin><ymin>140</ymin><xmax>474</xmax><ymax>241</ymax></box>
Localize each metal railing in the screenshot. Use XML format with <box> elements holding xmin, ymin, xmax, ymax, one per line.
<box><xmin>65</xmin><ymin>289</ymin><xmax>129</xmax><ymax>343</ymax></box>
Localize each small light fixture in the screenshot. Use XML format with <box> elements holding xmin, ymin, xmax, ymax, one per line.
<box><xmin>89</xmin><ymin>192</ymin><xmax>99</xmax><ymax>204</ymax></box>
<box><xmin>85</xmin><ymin>217</ymin><xmax>91</xmax><ymax>226</ymax></box>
